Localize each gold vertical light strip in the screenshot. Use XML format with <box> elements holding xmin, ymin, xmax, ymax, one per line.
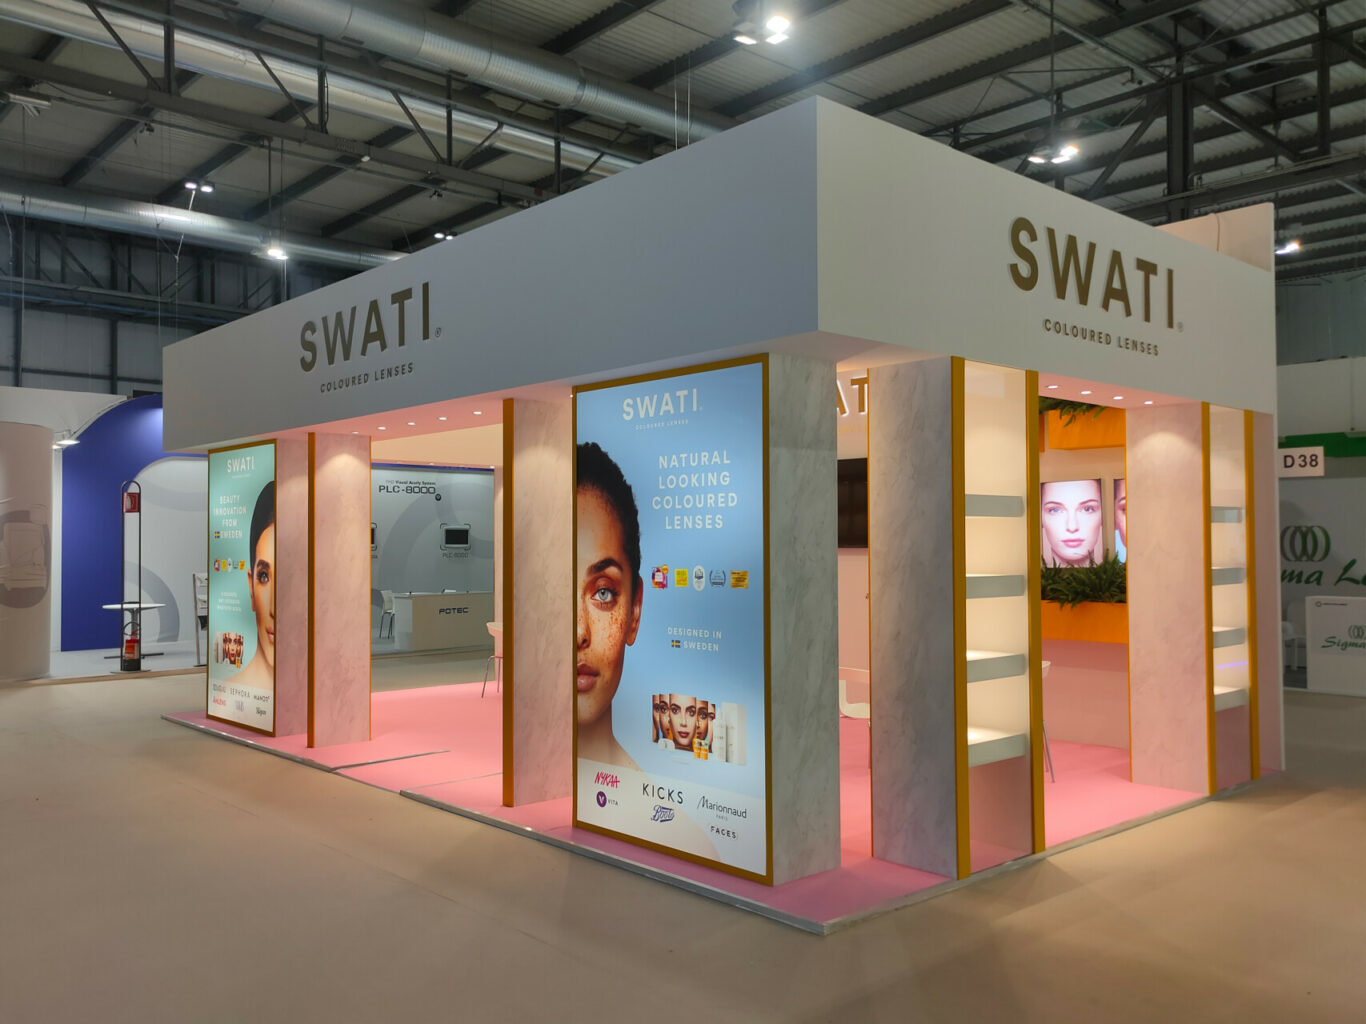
<box><xmin>569</xmin><ymin>393</ymin><xmax>578</xmax><ymax>825</ymax></box>
<box><xmin>306</xmin><ymin>431</ymin><xmax>316</xmax><ymax>749</ymax></box>
<box><xmin>866</xmin><ymin>371</ymin><xmax>875</xmax><ymax>858</ymax></box>
<box><xmin>1024</xmin><ymin>370</ymin><xmax>1045</xmax><ymax>854</ymax></box>
<box><xmin>1201</xmin><ymin>403</ymin><xmax>1216</xmax><ymax>795</ymax></box>
<box><xmin>1244</xmin><ymin>409</ymin><xmax>1261</xmax><ymax>780</ymax></box>
<box><xmin>760</xmin><ymin>354</ymin><xmax>774</xmax><ymax>885</ymax></box>
<box><xmin>1123</xmin><ymin>441</ymin><xmax>1132</xmax><ymax>782</ymax></box>
<box><xmin>367</xmin><ymin>437</ymin><xmax>373</xmax><ymax>741</ymax></box>
<box><xmin>502</xmin><ymin>398</ymin><xmax>515</xmax><ymax>808</ymax></box>
<box><xmin>951</xmin><ymin>356</ymin><xmax>970</xmax><ymax>879</ymax></box>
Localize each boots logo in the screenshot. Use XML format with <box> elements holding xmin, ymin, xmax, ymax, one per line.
<box><xmin>1281</xmin><ymin>525</ymin><xmax>1330</xmax><ymax>562</ymax></box>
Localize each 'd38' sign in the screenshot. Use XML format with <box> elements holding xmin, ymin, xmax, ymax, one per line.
<box><xmin>1282</xmin><ymin>525</ymin><xmax>1331</xmax><ymax>563</ymax></box>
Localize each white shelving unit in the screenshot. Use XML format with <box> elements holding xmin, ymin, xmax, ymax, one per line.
<box><xmin>1207</xmin><ymin>405</ymin><xmax>1252</xmax><ymax>778</ymax></box>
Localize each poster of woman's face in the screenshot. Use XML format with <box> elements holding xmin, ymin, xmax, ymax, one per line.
<box><xmin>1114</xmin><ymin>477</ymin><xmax>1127</xmax><ymax>563</ymax></box>
<box><xmin>1041</xmin><ymin>479</ymin><xmax>1103</xmax><ymax>567</ymax></box>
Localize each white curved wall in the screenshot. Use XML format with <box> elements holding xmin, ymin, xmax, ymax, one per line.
<box><xmin>0</xmin><ymin>422</ymin><xmax>54</xmax><ymax>682</ymax></box>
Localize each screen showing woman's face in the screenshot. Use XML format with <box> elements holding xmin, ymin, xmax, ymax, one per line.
<box><xmin>575</xmin><ymin>486</ymin><xmax>642</xmax><ymax>727</ymax></box>
<box><xmin>668</xmin><ymin>694</ymin><xmax>699</xmax><ymax>751</ymax></box>
<box><xmin>1115</xmin><ymin>479</ymin><xmax>1127</xmax><ymax>547</ymax></box>
<box><xmin>248</xmin><ymin>524</ymin><xmax>275</xmax><ymax>668</ymax></box>
<box><xmin>1041</xmin><ymin>479</ymin><xmax>1103</xmax><ymax>566</ymax></box>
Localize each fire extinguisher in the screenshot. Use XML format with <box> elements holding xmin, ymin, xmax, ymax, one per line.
<box><xmin>121</xmin><ymin>622</ymin><xmax>141</xmax><ymax>672</ymax></box>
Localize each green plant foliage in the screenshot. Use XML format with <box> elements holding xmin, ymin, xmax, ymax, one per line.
<box><xmin>1039</xmin><ymin>552</ymin><xmax>1127</xmax><ymax>607</ymax></box>
<box><xmin>1038</xmin><ymin>397</ymin><xmax>1106</xmax><ymax>426</ymax></box>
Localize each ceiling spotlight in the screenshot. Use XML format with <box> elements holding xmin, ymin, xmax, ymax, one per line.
<box><xmin>434</xmin><ymin>232</ymin><xmax>446</xmax><ymax>240</ymax></box>
<box><xmin>1113</xmin><ymin>395</ymin><xmax>1124</xmax><ymax>401</ymax></box>
<box><xmin>407</xmin><ymin>421</ymin><xmax>416</xmax><ymax>426</ymax></box>
<box><xmin>1080</xmin><ymin>389</ymin><xmax>1092</xmax><ymax>395</ymax></box>
<box><xmin>360</xmin><ymin>153</ymin><xmax>372</xmax><ymax>162</ymax></box>
<box><xmin>1027</xmin><ymin>154</ymin><xmax>1048</xmax><ymax>164</ymax></box>
<box><xmin>184</xmin><ymin>181</ymin><xmax>198</xmax><ymax>191</ymax></box>
<box><xmin>351</xmin><ymin>430</ymin><xmax>359</xmax><ymax>434</ymax></box>
<box><xmin>438</xmin><ymin>416</ymin><xmax>447</xmax><ymax>421</ymax></box>
<box><xmin>377</xmin><ymin>426</ymin><xmax>387</xmax><ymax>431</ymax></box>
<box><xmin>1144</xmin><ymin>400</ymin><xmax>1154</xmax><ymax>405</ymax></box>
<box><xmin>1046</xmin><ymin>384</ymin><xmax>1059</xmax><ymax>390</ymax></box>
<box><xmin>1275</xmin><ymin>240</ymin><xmax>1301</xmax><ymax>255</ymax></box>
<box><xmin>264</xmin><ymin>241</ymin><xmax>288</xmax><ymax>261</ymax></box>
<box><xmin>1030</xmin><ymin>142</ymin><xmax>1080</xmax><ymax>166</ymax></box>
<box><xmin>1052</xmin><ymin>143</ymin><xmax>1080</xmax><ymax>164</ymax></box>
<box><xmin>473</xmin><ymin>410</ymin><xmax>483</xmax><ymax>416</ymax></box>
<box><xmin>734</xmin><ymin>32</ymin><xmax>757</xmax><ymax>44</ymax></box>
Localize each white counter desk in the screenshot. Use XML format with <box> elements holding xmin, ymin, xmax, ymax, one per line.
<box><xmin>391</xmin><ymin>591</ymin><xmax>495</xmax><ymax>653</ymax></box>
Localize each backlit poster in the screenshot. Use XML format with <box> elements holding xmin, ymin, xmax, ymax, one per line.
<box><xmin>573</xmin><ymin>359</ymin><xmax>769</xmax><ymax>880</ymax></box>
<box><xmin>1041</xmin><ymin>478</ymin><xmax>1104</xmax><ymax>567</ymax></box>
<box><xmin>207</xmin><ymin>442</ymin><xmax>276</xmax><ymax>733</ymax></box>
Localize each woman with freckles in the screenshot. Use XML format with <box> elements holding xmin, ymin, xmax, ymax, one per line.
<box><xmin>231</xmin><ymin>481</ymin><xmax>276</xmax><ymax>693</ymax></box>
<box><xmin>576</xmin><ymin>442</ymin><xmax>643</xmax><ymax>770</ymax></box>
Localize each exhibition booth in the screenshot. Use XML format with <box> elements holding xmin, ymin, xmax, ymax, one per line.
<box><xmin>156</xmin><ymin>98</ymin><xmax>1282</xmax><ymax>931</ymax></box>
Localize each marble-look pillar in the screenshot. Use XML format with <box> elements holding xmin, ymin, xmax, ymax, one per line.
<box><xmin>273</xmin><ymin>437</ymin><xmax>308</xmax><ymax>736</ymax></box>
<box><xmin>0</xmin><ymin>422</ymin><xmax>53</xmax><ymax>684</ymax></box>
<box><xmin>504</xmin><ymin>397</ymin><xmax>572</xmax><ymax>806</ymax></box>
<box><xmin>767</xmin><ymin>352</ymin><xmax>840</xmax><ymax>885</ymax></box>
<box><xmin>1251</xmin><ymin>412</ymin><xmax>1283</xmax><ymax>774</ymax></box>
<box><xmin>868</xmin><ymin>358</ymin><xmax>960</xmax><ymax>878</ymax></box>
<box><xmin>309</xmin><ymin>432</ymin><xmax>371</xmax><ymax>747</ymax></box>
<box><xmin>1128</xmin><ymin>404</ymin><xmax>1210</xmax><ymax>794</ymax></box>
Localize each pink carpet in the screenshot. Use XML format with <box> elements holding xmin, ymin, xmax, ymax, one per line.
<box><xmin>166</xmin><ymin>690</ymin><xmax>1203</xmax><ymax>928</ymax></box>
<box><xmin>1043</xmin><ymin>740</ymin><xmax>1200</xmax><ymax>846</ymax></box>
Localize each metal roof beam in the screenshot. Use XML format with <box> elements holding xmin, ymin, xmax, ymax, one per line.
<box><xmin>321</xmin><ymin>183</ymin><xmax>428</xmax><ymax>239</ymax></box>
<box><xmin>152</xmin><ymin>99</ymin><xmax>310</xmax><ymax>205</ymax></box>
<box><xmin>542</xmin><ymin>2</ymin><xmax>662</xmax><ymax>55</ymax></box>
<box><xmin>0</xmin><ymin>52</ymin><xmax>544</xmax><ymax>205</ymax></box>
<box><xmin>715</xmin><ymin>0</ymin><xmax>1010</xmax><ymax>118</ymax></box>
<box><xmin>0</xmin><ymin>35</ymin><xmax>68</xmax><ymax>125</ymax></box>
<box><xmin>1117</xmin><ymin>153</ymin><xmax>1366</xmax><ymax>219</ymax></box>
<box><xmin>60</xmin><ymin>69</ymin><xmax>199</xmax><ymax>187</ymax></box>
<box><xmin>240</xmin><ymin>124</ymin><xmax>413</xmax><ymax>222</ymax></box>
<box><xmin>1278</xmin><ymin>254</ymin><xmax>1366</xmax><ymax>280</ymax></box>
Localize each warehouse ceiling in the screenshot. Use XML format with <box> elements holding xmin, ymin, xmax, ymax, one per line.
<box><xmin>0</xmin><ymin>0</ymin><xmax>1361</xmax><ymax>297</ymax></box>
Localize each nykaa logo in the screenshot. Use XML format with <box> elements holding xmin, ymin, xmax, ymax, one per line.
<box><xmin>1008</xmin><ymin>217</ymin><xmax>1175</xmax><ymax>327</ymax></box>
<box><xmin>642</xmin><ymin>782</ymin><xmax>683</xmax><ymax>804</ymax></box>
<box><xmin>299</xmin><ymin>282</ymin><xmax>432</xmax><ymax>372</ymax></box>
<box><xmin>621</xmin><ymin>387</ymin><xmax>698</xmax><ymax>421</ymax></box>
<box><xmin>594</xmin><ymin>771</ymin><xmax>620</xmax><ymax>788</ymax></box>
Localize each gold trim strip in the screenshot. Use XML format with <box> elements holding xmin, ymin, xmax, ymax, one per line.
<box><xmin>951</xmin><ymin>356</ymin><xmax>970</xmax><ymax>879</ymax></box>
<box><xmin>1024</xmin><ymin>370</ymin><xmax>1045</xmax><ymax>854</ymax></box>
<box><xmin>1244</xmin><ymin>410</ymin><xmax>1261</xmax><ymax>780</ymax></box>
<box><xmin>1201</xmin><ymin>403</ymin><xmax>1216</xmax><ymax>795</ymax></box>
<box><xmin>307</xmin><ymin>432</ymin><xmax>316</xmax><ymax>748</ymax></box>
<box><xmin>502</xmin><ymin>399</ymin><xmax>515</xmax><ymax>808</ymax></box>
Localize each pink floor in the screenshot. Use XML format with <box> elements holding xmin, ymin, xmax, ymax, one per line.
<box><xmin>166</xmin><ymin>687</ymin><xmax>1202</xmax><ymax>929</ymax></box>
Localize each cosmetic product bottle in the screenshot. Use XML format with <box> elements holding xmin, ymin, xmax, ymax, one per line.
<box><xmin>711</xmin><ymin>716</ymin><xmax>728</xmax><ymax>763</ymax></box>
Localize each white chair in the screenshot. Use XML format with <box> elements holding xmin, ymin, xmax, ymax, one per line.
<box><xmin>483</xmin><ymin>621</ymin><xmax>503</xmax><ymax>697</ymax></box>
<box><xmin>838</xmin><ymin>667</ymin><xmax>870</xmax><ymax>719</ymax></box>
<box><xmin>1282</xmin><ymin>621</ymin><xmax>1305</xmax><ymax>671</ymax></box>
<box><xmin>378</xmin><ymin>590</ymin><xmax>395</xmax><ymax>639</ymax></box>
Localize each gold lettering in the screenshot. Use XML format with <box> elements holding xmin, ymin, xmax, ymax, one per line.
<box><xmin>1046</xmin><ymin>228</ymin><xmax>1097</xmax><ymax>304</ymax></box>
<box><xmin>1101</xmin><ymin>250</ymin><xmax>1131</xmax><ymax>316</ymax></box>
<box><xmin>1009</xmin><ymin>217</ymin><xmax>1038</xmax><ymax>291</ymax></box>
<box><xmin>1134</xmin><ymin>258</ymin><xmax>1158</xmax><ymax>323</ymax></box>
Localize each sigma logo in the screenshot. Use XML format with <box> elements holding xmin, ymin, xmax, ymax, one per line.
<box><xmin>621</xmin><ymin>387</ymin><xmax>699</xmax><ymax>421</ymax></box>
<box><xmin>594</xmin><ymin>771</ymin><xmax>620</xmax><ymax>788</ymax></box>
<box><xmin>436</xmin><ymin>606</ymin><xmax>470</xmax><ymax>615</ymax></box>
<box><xmin>299</xmin><ymin>282</ymin><xmax>431</xmax><ymax>371</ymax></box>
<box><xmin>1281</xmin><ymin>525</ymin><xmax>1330</xmax><ymax>563</ymax></box>
<box><xmin>1351</xmin><ymin>625</ymin><xmax>1366</xmax><ymax>641</ymax></box>
<box><xmin>642</xmin><ymin>783</ymin><xmax>684</xmax><ymax>805</ymax></box>
<box><xmin>651</xmin><ymin>805</ymin><xmax>676</xmax><ymax>823</ymax></box>
<box><xmin>1008</xmin><ymin>217</ymin><xmax>1175</xmax><ymax>327</ymax></box>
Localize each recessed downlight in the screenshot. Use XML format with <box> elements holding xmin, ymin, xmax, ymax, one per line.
<box><xmin>1113</xmin><ymin>395</ymin><xmax>1124</xmax><ymax>401</ymax></box>
<box><xmin>438</xmin><ymin>416</ymin><xmax>447</xmax><ymax>421</ymax></box>
<box><xmin>377</xmin><ymin>426</ymin><xmax>387</xmax><ymax>431</ymax></box>
<box><xmin>1046</xmin><ymin>384</ymin><xmax>1059</xmax><ymax>390</ymax></box>
<box><xmin>1080</xmin><ymin>389</ymin><xmax>1092</xmax><ymax>395</ymax></box>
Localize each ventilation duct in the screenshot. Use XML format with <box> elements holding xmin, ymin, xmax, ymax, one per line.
<box><xmin>229</xmin><ymin>0</ymin><xmax>731</xmax><ymax>143</ymax></box>
<box><xmin>0</xmin><ymin>174</ymin><xmax>401</xmax><ymax>269</ymax></box>
<box><xmin>0</xmin><ymin>0</ymin><xmax>642</xmax><ymax>177</ymax></box>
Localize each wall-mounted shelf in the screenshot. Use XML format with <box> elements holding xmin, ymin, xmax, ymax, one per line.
<box><xmin>966</xmin><ymin>650</ymin><xmax>1028</xmax><ymax>683</ymax></box>
<box><xmin>1212</xmin><ymin>625</ymin><xmax>1247</xmax><ymax>648</ymax></box>
<box><xmin>1210</xmin><ymin>506</ymin><xmax>1243</xmax><ymax>524</ymax></box>
<box><xmin>967</xmin><ymin>726</ymin><xmax>1029</xmax><ymax>767</ymax></box>
<box><xmin>965</xmin><ymin>494</ymin><xmax>1025</xmax><ymax>518</ymax></box>
<box><xmin>966</xmin><ymin>573</ymin><xmax>1026</xmax><ymax>599</ymax></box>
<box><xmin>1213</xmin><ymin>684</ymin><xmax>1250</xmax><ymax>712</ymax></box>
<box><xmin>1211</xmin><ymin>566</ymin><xmax>1247</xmax><ymax>586</ymax></box>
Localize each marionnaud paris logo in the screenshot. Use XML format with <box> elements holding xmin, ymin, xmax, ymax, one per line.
<box><xmin>1281</xmin><ymin>525</ymin><xmax>1331</xmax><ymax>563</ymax></box>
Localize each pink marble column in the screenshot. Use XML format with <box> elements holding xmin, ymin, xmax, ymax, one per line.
<box><xmin>309</xmin><ymin>432</ymin><xmax>371</xmax><ymax>747</ymax></box>
<box><xmin>1127</xmin><ymin>404</ymin><xmax>1209</xmax><ymax>794</ymax></box>
<box><xmin>1251</xmin><ymin>412</ymin><xmax>1283</xmax><ymax>773</ymax></box>
<box><xmin>273</xmin><ymin>437</ymin><xmax>308</xmax><ymax>736</ymax></box>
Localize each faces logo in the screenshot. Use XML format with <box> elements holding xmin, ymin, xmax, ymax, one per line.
<box><xmin>596</xmin><ymin>791</ymin><xmax>608</xmax><ymax>808</ymax></box>
<box><xmin>651</xmin><ymin>805</ymin><xmax>676</xmax><ymax>823</ymax></box>
<box><xmin>652</xmin><ymin>565</ymin><xmax>669</xmax><ymax>589</ymax></box>
<box><xmin>593</xmin><ymin>770</ymin><xmax>619</xmax><ymax>788</ymax></box>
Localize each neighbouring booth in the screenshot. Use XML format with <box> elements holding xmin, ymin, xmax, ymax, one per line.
<box><xmin>157</xmin><ymin>98</ymin><xmax>1283</xmax><ymax>931</ymax></box>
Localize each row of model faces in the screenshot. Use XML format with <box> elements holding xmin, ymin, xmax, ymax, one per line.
<box><xmin>1041</xmin><ymin>477</ymin><xmax>1127</xmax><ymax>567</ymax></box>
